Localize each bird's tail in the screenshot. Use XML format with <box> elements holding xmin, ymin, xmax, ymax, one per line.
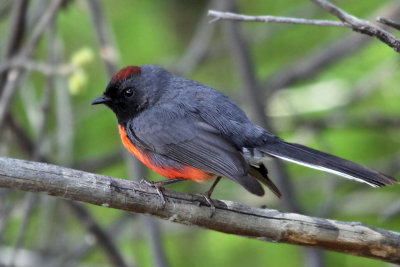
<box><xmin>257</xmin><ymin>139</ymin><xmax>397</xmax><ymax>187</ymax></box>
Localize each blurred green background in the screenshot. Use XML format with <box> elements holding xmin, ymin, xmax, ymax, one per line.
<box><xmin>1</xmin><ymin>0</ymin><xmax>400</xmax><ymax>266</ymax></box>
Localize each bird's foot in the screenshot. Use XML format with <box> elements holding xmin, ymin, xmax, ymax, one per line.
<box><xmin>140</xmin><ymin>179</ymin><xmax>167</xmax><ymax>208</ymax></box>
<box><xmin>199</xmin><ymin>176</ymin><xmax>221</xmax><ymax>218</ymax></box>
<box><xmin>140</xmin><ymin>178</ymin><xmax>186</xmax><ymax>209</ymax></box>
<box><xmin>200</xmin><ymin>192</ymin><xmax>216</xmax><ymax>218</ymax></box>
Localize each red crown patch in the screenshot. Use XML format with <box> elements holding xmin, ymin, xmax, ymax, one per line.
<box><xmin>112</xmin><ymin>66</ymin><xmax>141</xmax><ymax>82</ymax></box>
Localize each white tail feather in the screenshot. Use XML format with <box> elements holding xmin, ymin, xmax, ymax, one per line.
<box><xmin>268</xmin><ymin>152</ymin><xmax>378</xmax><ymax>187</ymax></box>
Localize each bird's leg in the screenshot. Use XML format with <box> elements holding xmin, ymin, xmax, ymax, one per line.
<box><xmin>140</xmin><ymin>178</ymin><xmax>186</xmax><ymax>208</ymax></box>
<box><xmin>201</xmin><ymin>176</ymin><xmax>222</xmax><ymax>218</ymax></box>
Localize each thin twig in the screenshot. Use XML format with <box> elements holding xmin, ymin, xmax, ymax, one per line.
<box><xmin>208</xmin><ymin>0</ymin><xmax>400</xmax><ymax>53</ymax></box>
<box><xmin>260</xmin><ymin>1</ymin><xmax>400</xmax><ymax>98</ymax></box>
<box><xmin>0</xmin><ymin>59</ymin><xmax>76</xmax><ymax>76</ymax></box>
<box><xmin>377</xmin><ymin>17</ymin><xmax>400</xmax><ymax>31</ymax></box>
<box><xmin>311</xmin><ymin>0</ymin><xmax>400</xmax><ymax>52</ymax></box>
<box><xmin>208</xmin><ymin>10</ymin><xmax>348</xmax><ymax>27</ymax></box>
<box><xmin>0</xmin><ymin>157</ymin><xmax>399</xmax><ymax>264</ymax></box>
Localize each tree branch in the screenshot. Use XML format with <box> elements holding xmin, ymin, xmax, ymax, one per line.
<box><xmin>0</xmin><ymin>59</ymin><xmax>76</xmax><ymax>76</ymax></box>
<box><xmin>260</xmin><ymin>2</ymin><xmax>400</xmax><ymax>98</ymax></box>
<box><xmin>0</xmin><ymin>157</ymin><xmax>399</xmax><ymax>263</ymax></box>
<box><xmin>208</xmin><ymin>0</ymin><xmax>400</xmax><ymax>53</ymax></box>
<box><xmin>377</xmin><ymin>17</ymin><xmax>400</xmax><ymax>31</ymax></box>
<box><xmin>208</xmin><ymin>10</ymin><xmax>348</xmax><ymax>27</ymax></box>
<box><xmin>311</xmin><ymin>0</ymin><xmax>400</xmax><ymax>52</ymax></box>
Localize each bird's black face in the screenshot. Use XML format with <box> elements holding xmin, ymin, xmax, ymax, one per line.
<box><xmin>91</xmin><ymin>66</ymin><xmax>148</xmax><ymax>123</ymax></box>
<box><xmin>92</xmin><ymin>79</ymin><xmax>148</xmax><ymax>123</ymax></box>
<box><xmin>92</xmin><ymin>65</ymin><xmax>170</xmax><ymax>123</ymax></box>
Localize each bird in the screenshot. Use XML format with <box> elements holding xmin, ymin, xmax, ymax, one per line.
<box><xmin>92</xmin><ymin>65</ymin><xmax>397</xmax><ymax>215</ymax></box>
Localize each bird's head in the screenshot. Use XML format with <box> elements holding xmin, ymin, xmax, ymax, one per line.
<box><xmin>92</xmin><ymin>65</ymin><xmax>169</xmax><ymax>123</ymax></box>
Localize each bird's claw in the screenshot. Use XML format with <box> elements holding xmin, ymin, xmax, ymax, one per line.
<box><xmin>140</xmin><ymin>179</ymin><xmax>167</xmax><ymax>209</ymax></box>
<box><xmin>140</xmin><ymin>178</ymin><xmax>151</xmax><ymax>185</ymax></box>
<box><xmin>201</xmin><ymin>193</ymin><xmax>216</xmax><ymax>218</ymax></box>
<box><xmin>154</xmin><ymin>186</ymin><xmax>166</xmax><ymax>208</ymax></box>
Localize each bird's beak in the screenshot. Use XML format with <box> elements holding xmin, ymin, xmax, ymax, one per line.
<box><xmin>91</xmin><ymin>95</ymin><xmax>112</xmax><ymax>105</ymax></box>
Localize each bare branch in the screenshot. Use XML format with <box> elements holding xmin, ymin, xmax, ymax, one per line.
<box><xmin>0</xmin><ymin>157</ymin><xmax>399</xmax><ymax>263</ymax></box>
<box><xmin>208</xmin><ymin>1</ymin><xmax>400</xmax><ymax>53</ymax></box>
<box><xmin>0</xmin><ymin>59</ymin><xmax>76</xmax><ymax>76</ymax></box>
<box><xmin>377</xmin><ymin>17</ymin><xmax>400</xmax><ymax>31</ymax></box>
<box><xmin>311</xmin><ymin>0</ymin><xmax>400</xmax><ymax>52</ymax></box>
<box><xmin>208</xmin><ymin>10</ymin><xmax>348</xmax><ymax>27</ymax></box>
<box><xmin>260</xmin><ymin>2</ymin><xmax>400</xmax><ymax>97</ymax></box>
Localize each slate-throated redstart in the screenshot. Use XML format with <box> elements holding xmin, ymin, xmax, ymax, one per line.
<box><xmin>92</xmin><ymin>65</ymin><xmax>397</xmax><ymax>212</ymax></box>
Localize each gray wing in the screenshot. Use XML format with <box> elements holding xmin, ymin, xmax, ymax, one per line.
<box><xmin>128</xmin><ymin>109</ymin><xmax>264</xmax><ymax>195</ymax></box>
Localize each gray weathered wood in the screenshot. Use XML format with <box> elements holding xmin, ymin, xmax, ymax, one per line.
<box><xmin>0</xmin><ymin>157</ymin><xmax>399</xmax><ymax>263</ymax></box>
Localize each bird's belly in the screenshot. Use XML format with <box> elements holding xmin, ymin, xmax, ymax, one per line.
<box><xmin>118</xmin><ymin>125</ymin><xmax>215</xmax><ymax>182</ymax></box>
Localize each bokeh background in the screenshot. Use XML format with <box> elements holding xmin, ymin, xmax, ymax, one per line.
<box><xmin>0</xmin><ymin>0</ymin><xmax>400</xmax><ymax>266</ymax></box>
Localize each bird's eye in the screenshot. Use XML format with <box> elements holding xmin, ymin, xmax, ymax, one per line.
<box><xmin>124</xmin><ymin>88</ymin><xmax>134</xmax><ymax>97</ymax></box>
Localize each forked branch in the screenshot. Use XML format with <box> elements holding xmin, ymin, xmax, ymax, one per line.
<box><xmin>208</xmin><ymin>0</ymin><xmax>400</xmax><ymax>52</ymax></box>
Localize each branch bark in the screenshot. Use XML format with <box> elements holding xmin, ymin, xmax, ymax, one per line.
<box><xmin>0</xmin><ymin>157</ymin><xmax>399</xmax><ymax>264</ymax></box>
<box><xmin>377</xmin><ymin>17</ymin><xmax>400</xmax><ymax>31</ymax></box>
<box><xmin>311</xmin><ymin>0</ymin><xmax>400</xmax><ymax>52</ymax></box>
<box><xmin>208</xmin><ymin>10</ymin><xmax>348</xmax><ymax>27</ymax></box>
